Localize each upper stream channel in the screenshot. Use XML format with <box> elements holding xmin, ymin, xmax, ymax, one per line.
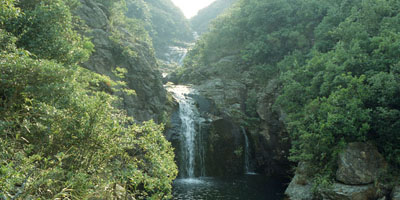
<box><xmin>164</xmin><ymin>40</ymin><xmax>286</xmax><ymax>200</ymax></box>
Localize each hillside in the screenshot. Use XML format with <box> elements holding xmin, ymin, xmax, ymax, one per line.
<box><xmin>3</xmin><ymin>0</ymin><xmax>400</xmax><ymax>199</ymax></box>
<box><xmin>190</xmin><ymin>0</ymin><xmax>237</xmax><ymax>35</ymax></box>
<box><xmin>177</xmin><ymin>0</ymin><xmax>400</xmax><ymax>197</ymax></box>
<box><xmin>77</xmin><ymin>0</ymin><xmax>170</xmax><ymax>122</ymax></box>
<box><xmin>125</xmin><ymin>0</ymin><xmax>193</xmax><ymax>61</ymax></box>
<box><xmin>0</xmin><ymin>0</ymin><xmax>177</xmax><ymax>198</ymax></box>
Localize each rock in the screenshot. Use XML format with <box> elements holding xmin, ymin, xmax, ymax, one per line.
<box><xmin>321</xmin><ymin>183</ymin><xmax>378</xmax><ymax>200</ymax></box>
<box><xmin>285</xmin><ymin>163</ymin><xmax>315</xmax><ymax>200</ymax></box>
<box><xmin>186</xmin><ymin>76</ymin><xmax>290</xmax><ymax>176</ymax></box>
<box><xmin>78</xmin><ymin>0</ymin><xmax>109</xmax><ymax>29</ymax></box>
<box><xmin>285</xmin><ymin>174</ymin><xmax>315</xmax><ymax>200</ymax></box>
<box><xmin>392</xmin><ymin>185</ymin><xmax>400</xmax><ymax>200</ymax></box>
<box><xmin>196</xmin><ymin>78</ymin><xmax>246</xmax><ymax>108</ymax></box>
<box><xmin>336</xmin><ymin>142</ymin><xmax>387</xmax><ymax>185</ymax></box>
<box><xmin>253</xmin><ymin>79</ymin><xmax>290</xmax><ymax>175</ymax></box>
<box><xmin>75</xmin><ymin>0</ymin><xmax>168</xmax><ymax>122</ymax></box>
<box><xmin>205</xmin><ymin>118</ymin><xmax>244</xmax><ymax>176</ymax></box>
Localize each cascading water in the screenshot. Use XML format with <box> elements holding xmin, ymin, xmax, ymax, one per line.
<box><xmin>169</xmin><ymin>89</ymin><xmax>286</xmax><ymax>200</ymax></box>
<box><xmin>164</xmin><ymin>33</ymin><xmax>284</xmax><ymax>200</ymax></box>
<box><xmin>166</xmin><ymin>85</ymin><xmax>205</xmax><ymax>178</ymax></box>
<box><xmin>242</xmin><ymin>127</ymin><xmax>255</xmax><ymax>174</ymax></box>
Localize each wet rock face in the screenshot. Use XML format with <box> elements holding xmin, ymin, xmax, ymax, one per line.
<box><xmin>205</xmin><ymin>119</ymin><xmax>244</xmax><ymax>176</ymax></box>
<box><xmin>336</xmin><ymin>142</ymin><xmax>387</xmax><ymax>185</ymax></box>
<box><xmin>184</xmin><ymin>77</ymin><xmax>291</xmax><ymax>176</ymax></box>
<box><xmin>165</xmin><ymin>108</ymin><xmax>182</xmax><ymax>168</ymax></box>
<box><xmin>254</xmin><ymin>80</ymin><xmax>290</xmax><ymax>175</ymax></box>
<box><xmin>76</xmin><ymin>0</ymin><xmax>167</xmax><ymax>122</ymax></box>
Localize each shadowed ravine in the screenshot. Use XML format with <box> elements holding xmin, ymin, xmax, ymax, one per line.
<box><xmin>166</xmin><ymin>81</ymin><xmax>286</xmax><ymax>199</ymax></box>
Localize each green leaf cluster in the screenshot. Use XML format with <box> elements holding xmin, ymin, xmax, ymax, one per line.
<box><xmin>180</xmin><ymin>0</ymin><xmax>400</xmax><ymax>184</ymax></box>
<box><xmin>3</xmin><ymin>0</ymin><xmax>93</xmax><ymax>64</ymax></box>
<box><xmin>1</xmin><ymin>0</ymin><xmax>177</xmax><ymax>199</ymax></box>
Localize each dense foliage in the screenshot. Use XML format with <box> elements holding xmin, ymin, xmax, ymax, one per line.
<box><xmin>126</xmin><ymin>0</ymin><xmax>193</xmax><ymax>60</ymax></box>
<box><xmin>1</xmin><ymin>0</ymin><xmax>177</xmax><ymax>199</ymax></box>
<box><xmin>180</xmin><ymin>0</ymin><xmax>400</xmax><ymax>184</ymax></box>
<box><xmin>190</xmin><ymin>0</ymin><xmax>237</xmax><ymax>35</ymax></box>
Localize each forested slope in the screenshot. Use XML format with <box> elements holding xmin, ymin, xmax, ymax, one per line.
<box><xmin>179</xmin><ymin>0</ymin><xmax>400</xmax><ymax>189</ymax></box>
<box><xmin>0</xmin><ymin>0</ymin><xmax>177</xmax><ymax>199</ymax></box>
<box><xmin>190</xmin><ymin>0</ymin><xmax>237</xmax><ymax>35</ymax></box>
<box><xmin>126</xmin><ymin>0</ymin><xmax>193</xmax><ymax>60</ymax></box>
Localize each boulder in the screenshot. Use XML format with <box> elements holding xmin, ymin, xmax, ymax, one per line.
<box><xmin>285</xmin><ymin>163</ymin><xmax>315</xmax><ymax>200</ymax></box>
<box><xmin>392</xmin><ymin>185</ymin><xmax>400</xmax><ymax>200</ymax></box>
<box><xmin>336</xmin><ymin>142</ymin><xmax>387</xmax><ymax>185</ymax></box>
<box><xmin>285</xmin><ymin>174</ymin><xmax>314</xmax><ymax>200</ymax></box>
<box><xmin>321</xmin><ymin>183</ymin><xmax>378</xmax><ymax>200</ymax></box>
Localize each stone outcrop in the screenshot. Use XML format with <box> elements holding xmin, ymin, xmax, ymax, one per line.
<box><xmin>285</xmin><ymin>163</ymin><xmax>315</xmax><ymax>200</ymax></box>
<box><xmin>285</xmin><ymin>162</ymin><xmax>315</xmax><ymax>200</ymax></box>
<box><xmin>320</xmin><ymin>183</ymin><xmax>378</xmax><ymax>200</ymax></box>
<box><xmin>336</xmin><ymin>142</ymin><xmax>387</xmax><ymax>185</ymax></box>
<box><xmin>285</xmin><ymin>143</ymin><xmax>390</xmax><ymax>200</ymax></box>
<box><xmin>76</xmin><ymin>0</ymin><xmax>168</xmax><ymax>122</ymax></box>
<box><xmin>285</xmin><ymin>174</ymin><xmax>315</xmax><ymax>200</ymax></box>
<box><xmin>173</xmin><ymin>75</ymin><xmax>291</xmax><ymax>176</ymax></box>
<box><xmin>392</xmin><ymin>186</ymin><xmax>400</xmax><ymax>200</ymax></box>
<box><xmin>253</xmin><ymin>79</ymin><xmax>290</xmax><ymax>175</ymax></box>
<box><xmin>205</xmin><ymin>118</ymin><xmax>244</xmax><ymax>176</ymax></box>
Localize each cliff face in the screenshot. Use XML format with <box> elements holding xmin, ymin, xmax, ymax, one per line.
<box><xmin>177</xmin><ymin>73</ymin><xmax>291</xmax><ymax>176</ymax></box>
<box><xmin>76</xmin><ymin>0</ymin><xmax>168</xmax><ymax>122</ymax></box>
<box><xmin>167</xmin><ymin>0</ymin><xmax>290</xmax><ymax>176</ymax></box>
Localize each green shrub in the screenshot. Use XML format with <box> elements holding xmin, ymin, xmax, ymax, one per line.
<box><xmin>0</xmin><ymin>51</ymin><xmax>177</xmax><ymax>199</ymax></box>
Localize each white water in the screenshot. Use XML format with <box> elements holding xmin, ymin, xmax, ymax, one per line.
<box><xmin>167</xmin><ymin>85</ymin><xmax>205</xmax><ymax>178</ymax></box>
<box><xmin>242</xmin><ymin>127</ymin><xmax>256</xmax><ymax>174</ymax></box>
<box><xmin>164</xmin><ymin>46</ymin><xmax>188</xmax><ymax>66</ymax></box>
<box><xmin>164</xmin><ymin>32</ymin><xmax>198</xmax><ymax>67</ymax></box>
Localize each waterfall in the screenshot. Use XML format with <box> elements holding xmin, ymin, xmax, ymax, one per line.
<box><xmin>242</xmin><ymin>127</ymin><xmax>255</xmax><ymax>174</ymax></box>
<box><xmin>163</xmin><ymin>45</ymin><xmax>190</xmax><ymax>67</ymax></box>
<box><xmin>178</xmin><ymin>49</ymin><xmax>188</xmax><ymax>66</ymax></box>
<box><xmin>167</xmin><ymin>85</ymin><xmax>205</xmax><ymax>178</ymax></box>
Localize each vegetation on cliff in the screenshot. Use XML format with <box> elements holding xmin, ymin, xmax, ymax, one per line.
<box><xmin>0</xmin><ymin>0</ymin><xmax>177</xmax><ymax>199</ymax></box>
<box><xmin>190</xmin><ymin>0</ymin><xmax>237</xmax><ymax>35</ymax></box>
<box><xmin>126</xmin><ymin>0</ymin><xmax>193</xmax><ymax>60</ymax></box>
<box><xmin>180</xmin><ymin>0</ymin><xmax>400</xmax><ymax>185</ymax></box>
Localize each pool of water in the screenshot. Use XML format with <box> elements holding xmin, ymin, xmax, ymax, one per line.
<box><xmin>172</xmin><ymin>174</ymin><xmax>287</xmax><ymax>200</ymax></box>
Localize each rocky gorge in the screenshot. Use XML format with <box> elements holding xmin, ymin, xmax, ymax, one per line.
<box><xmin>163</xmin><ymin>0</ymin><xmax>400</xmax><ymax>199</ymax></box>
<box><xmin>75</xmin><ymin>0</ymin><xmax>400</xmax><ymax>199</ymax></box>
<box><xmin>2</xmin><ymin>0</ymin><xmax>400</xmax><ymax>198</ymax></box>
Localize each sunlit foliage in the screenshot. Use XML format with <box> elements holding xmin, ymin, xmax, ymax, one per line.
<box><xmin>0</xmin><ymin>0</ymin><xmax>177</xmax><ymax>199</ymax></box>
<box><xmin>181</xmin><ymin>0</ymin><xmax>400</xmax><ymax>184</ymax></box>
